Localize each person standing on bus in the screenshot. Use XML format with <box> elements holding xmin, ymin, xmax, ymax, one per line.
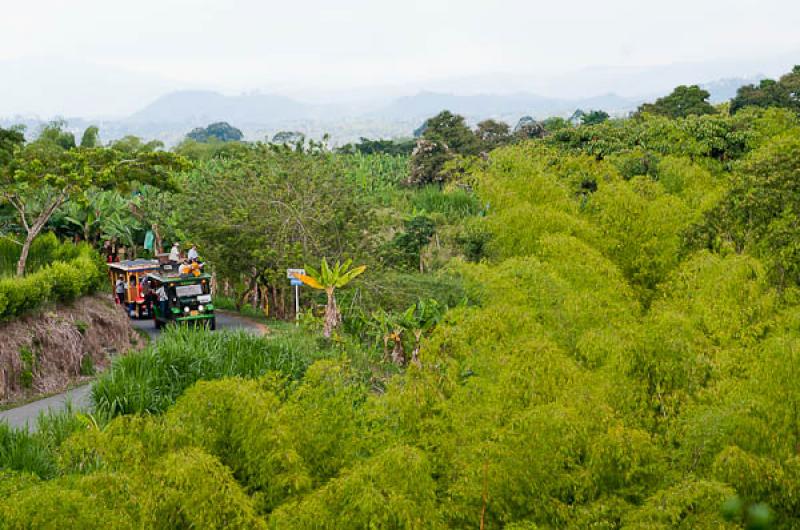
<box><xmin>115</xmin><ymin>277</ymin><xmax>126</xmax><ymax>305</ymax></box>
<box><xmin>169</xmin><ymin>242</ymin><xmax>181</xmax><ymax>263</ymax></box>
<box><xmin>156</xmin><ymin>283</ymin><xmax>169</xmax><ymax>317</ymax></box>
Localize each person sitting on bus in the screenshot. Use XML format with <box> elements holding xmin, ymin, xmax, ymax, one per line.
<box><xmin>188</xmin><ymin>244</ymin><xmax>199</xmax><ymax>262</ymax></box>
<box><xmin>179</xmin><ymin>260</ymin><xmax>192</xmax><ymax>275</ymax></box>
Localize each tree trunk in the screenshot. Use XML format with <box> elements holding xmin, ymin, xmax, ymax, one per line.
<box><xmin>237</xmin><ymin>275</ymin><xmax>259</xmax><ymax>311</ymax></box>
<box><xmin>13</xmin><ymin>193</ymin><xmax>65</xmax><ymax>276</ymax></box>
<box><xmin>278</xmin><ymin>287</ymin><xmax>286</xmax><ymax>319</ymax></box>
<box><xmin>152</xmin><ymin>224</ymin><xmax>163</xmax><ymax>254</ymax></box>
<box><xmin>323</xmin><ymin>288</ymin><xmax>339</xmax><ymax>338</ymax></box>
<box><xmin>391</xmin><ymin>331</ymin><xmax>405</xmax><ymax>365</ymax></box>
<box><xmin>16</xmin><ymin>234</ymin><xmax>34</xmax><ymax>276</ymax></box>
<box><xmin>271</xmin><ymin>285</ymin><xmax>279</xmax><ymax>319</ymax></box>
<box><xmin>410</xmin><ymin>330</ymin><xmax>423</xmax><ymax>367</ymax></box>
<box><xmin>260</xmin><ymin>285</ymin><xmax>269</xmax><ymax>317</ymax></box>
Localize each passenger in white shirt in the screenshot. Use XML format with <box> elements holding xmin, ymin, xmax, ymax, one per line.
<box><xmin>168</xmin><ymin>243</ymin><xmax>181</xmax><ymax>262</ymax></box>
<box><xmin>187</xmin><ymin>245</ymin><xmax>199</xmax><ymax>262</ymax></box>
<box><xmin>156</xmin><ymin>285</ymin><xmax>169</xmax><ymax>316</ymax></box>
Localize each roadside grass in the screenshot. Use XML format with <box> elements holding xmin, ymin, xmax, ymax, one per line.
<box><xmin>213</xmin><ymin>295</ymin><xmax>297</xmax><ymax>334</ymax></box>
<box><xmin>131</xmin><ymin>325</ymin><xmax>152</xmax><ymax>345</ymax></box>
<box><xmin>213</xmin><ymin>295</ymin><xmax>266</xmax><ymax>320</ymax></box>
<box><xmin>0</xmin><ymin>404</ymin><xmax>84</xmax><ymax>479</ymax></box>
<box><xmin>0</xmin><ymin>381</ymin><xmax>89</xmax><ymax>412</ymax></box>
<box><xmin>91</xmin><ymin>326</ymin><xmax>336</xmax><ymax>418</ymax></box>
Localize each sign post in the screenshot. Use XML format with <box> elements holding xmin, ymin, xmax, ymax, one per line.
<box><xmin>287</xmin><ymin>268</ymin><xmax>305</xmax><ymax>324</ymax></box>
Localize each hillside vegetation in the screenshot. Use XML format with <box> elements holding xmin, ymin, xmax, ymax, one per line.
<box><xmin>1</xmin><ymin>71</ymin><xmax>800</xmax><ymax>528</ymax></box>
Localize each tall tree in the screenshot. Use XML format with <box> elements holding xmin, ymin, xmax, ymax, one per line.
<box><xmin>688</xmin><ymin>133</ymin><xmax>800</xmax><ymax>287</ymax></box>
<box><xmin>638</xmin><ymin>85</ymin><xmax>716</xmax><ymax>118</ymax></box>
<box><xmin>514</xmin><ymin>116</ymin><xmax>546</xmax><ymax>139</ymax></box>
<box><xmin>0</xmin><ymin>126</ymin><xmax>25</xmax><ymax>167</ymax></box>
<box><xmin>475</xmin><ymin>119</ymin><xmax>512</xmax><ymax>151</ymax></box>
<box><xmin>581</xmin><ymin>110</ymin><xmax>610</xmax><ymax>125</ymax></box>
<box><xmin>0</xmin><ymin>124</ymin><xmax>187</xmax><ymax>275</ymax></box>
<box><xmin>271</xmin><ymin>131</ymin><xmax>305</xmax><ymax>146</ymax></box>
<box><xmin>180</xmin><ymin>144</ymin><xmax>374</xmax><ymax>315</ymax></box>
<box><xmin>187</xmin><ymin>122</ymin><xmax>244</xmax><ymax>143</ymax></box>
<box><xmin>422</xmin><ymin>110</ymin><xmax>479</xmax><ymax>155</ymax></box>
<box><xmin>731</xmin><ymin>66</ymin><xmax>800</xmax><ymax>115</ymax></box>
<box><xmin>37</xmin><ymin>120</ymin><xmax>76</xmax><ymax>150</ymax></box>
<box><xmin>409</xmin><ymin>110</ymin><xmax>479</xmax><ymax>186</ymax></box>
<box><xmin>110</xmin><ymin>135</ymin><xmax>165</xmax><ymax>154</ymax></box>
<box><xmin>80</xmin><ymin>126</ymin><xmax>100</xmax><ymax>148</ymax></box>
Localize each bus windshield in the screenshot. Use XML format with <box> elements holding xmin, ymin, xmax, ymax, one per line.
<box><xmin>174</xmin><ymin>284</ymin><xmax>204</xmax><ymax>298</ymax></box>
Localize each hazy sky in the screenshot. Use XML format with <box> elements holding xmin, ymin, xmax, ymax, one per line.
<box><xmin>2</xmin><ymin>0</ymin><xmax>799</xmax><ymax>116</ymax></box>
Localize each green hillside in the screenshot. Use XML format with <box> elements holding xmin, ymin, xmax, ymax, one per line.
<box><xmin>2</xmin><ymin>70</ymin><xmax>800</xmax><ymax>529</ymax></box>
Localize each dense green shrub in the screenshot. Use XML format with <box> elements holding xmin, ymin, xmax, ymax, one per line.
<box><xmin>269</xmin><ymin>445</ymin><xmax>442</xmax><ymax>529</ymax></box>
<box><xmin>0</xmin><ymin>242</ymin><xmax>103</xmax><ymax>320</ymax></box>
<box><xmin>0</xmin><ymin>232</ymin><xmax>82</xmax><ymax>277</ymax></box>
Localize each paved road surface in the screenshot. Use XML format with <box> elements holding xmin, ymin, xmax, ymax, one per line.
<box><xmin>0</xmin><ymin>312</ymin><xmax>263</xmax><ymax>431</ymax></box>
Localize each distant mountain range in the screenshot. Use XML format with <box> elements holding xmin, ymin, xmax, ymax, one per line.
<box><xmin>0</xmin><ymin>75</ymin><xmax>765</xmax><ymax>146</ymax></box>
<box><xmin>126</xmin><ymin>88</ymin><xmax>642</xmax><ymax>125</ymax></box>
<box><xmin>369</xmin><ymin>91</ymin><xmax>641</xmax><ymax>120</ymax></box>
<box><xmin>127</xmin><ymin>90</ymin><xmax>316</xmax><ymax>124</ymax></box>
<box><xmin>701</xmin><ymin>76</ymin><xmax>766</xmax><ymax>103</ymax></box>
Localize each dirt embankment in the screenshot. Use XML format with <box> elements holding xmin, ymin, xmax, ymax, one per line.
<box><xmin>0</xmin><ymin>294</ymin><xmax>142</xmax><ymax>404</ymax></box>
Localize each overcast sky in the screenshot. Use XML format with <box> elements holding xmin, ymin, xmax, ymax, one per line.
<box><xmin>1</xmin><ymin>0</ymin><xmax>799</xmax><ymax>116</ymax></box>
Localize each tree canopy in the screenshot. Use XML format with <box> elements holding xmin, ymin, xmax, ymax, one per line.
<box><xmin>186</xmin><ymin>122</ymin><xmax>244</xmax><ymax>143</ymax></box>
<box><xmin>638</xmin><ymin>84</ymin><xmax>717</xmax><ymax>118</ymax></box>
<box><xmin>731</xmin><ymin>65</ymin><xmax>800</xmax><ymax>115</ymax></box>
<box><xmin>0</xmin><ymin>123</ymin><xmax>187</xmax><ymax>274</ymax></box>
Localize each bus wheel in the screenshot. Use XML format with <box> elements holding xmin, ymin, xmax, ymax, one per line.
<box><xmin>209</xmin><ymin>318</ymin><xmax>216</xmax><ymax>331</ymax></box>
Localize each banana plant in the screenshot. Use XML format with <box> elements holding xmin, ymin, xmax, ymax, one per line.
<box><xmin>293</xmin><ymin>258</ymin><xmax>366</xmax><ymax>338</ymax></box>
<box><xmin>369</xmin><ymin>308</ymin><xmax>407</xmax><ymax>365</ymax></box>
<box><xmin>367</xmin><ymin>299</ymin><xmax>445</xmax><ymax>366</ymax></box>
<box><xmin>401</xmin><ymin>299</ymin><xmax>444</xmax><ymax>366</ymax></box>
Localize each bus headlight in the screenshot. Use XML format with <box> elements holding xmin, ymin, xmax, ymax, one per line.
<box><xmin>183</xmin><ymin>306</ymin><xmax>190</xmax><ymax>313</ymax></box>
<box><xmin>198</xmin><ymin>305</ymin><xmax>204</xmax><ymax>312</ymax></box>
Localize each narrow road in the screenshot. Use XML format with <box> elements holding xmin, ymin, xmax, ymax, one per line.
<box><xmin>0</xmin><ymin>312</ymin><xmax>264</xmax><ymax>431</ymax></box>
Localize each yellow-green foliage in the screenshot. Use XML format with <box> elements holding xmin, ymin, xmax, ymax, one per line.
<box><xmin>621</xmin><ymin>479</ymin><xmax>737</xmax><ymax>529</ymax></box>
<box><xmin>1</xmin><ymin>452</ymin><xmax>265</xmax><ymax>530</ymax></box>
<box><xmin>4</xmin><ymin>109</ymin><xmax>800</xmax><ymax>528</ymax></box>
<box><xmin>0</xmin><ymin>242</ymin><xmax>103</xmax><ymax>319</ymax></box>
<box><xmin>269</xmin><ymin>445</ymin><xmax>442</xmax><ymax>529</ymax></box>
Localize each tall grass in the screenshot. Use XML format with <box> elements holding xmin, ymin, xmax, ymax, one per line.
<box><xmin>340</xmin><ymin>153</ymin><xmax>409</xmax><ymax>206</ymax></box>
<box><xmin>410</xmin><ymin>185</ymin><xmax>482</xmax><ymax>222</ymax></box>
<box><xmin>0</xmin><ymin>404</ymin><xmax>85</xmax><ymax>479</ymax></box>
<box><xmin>92</xmin><ymin>327</ymin><xmax>333</xmax><ymax>417</ymax></box>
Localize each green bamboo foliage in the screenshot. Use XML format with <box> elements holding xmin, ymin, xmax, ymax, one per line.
<box><xmin>5</xmin><ymin>96</ymin><xmax>800</xmax><ymax>528</ymax></box>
